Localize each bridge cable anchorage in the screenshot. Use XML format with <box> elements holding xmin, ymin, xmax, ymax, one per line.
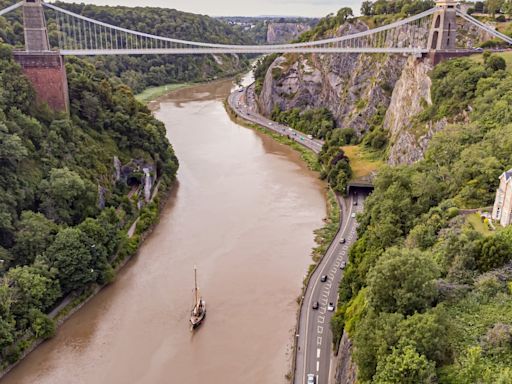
<box><xmin>41</xmin><ymin>2</ymin><xmax>438</xmax><ymax>55</ymax></box>
<box><xmin>456</xmin><ymin>11</ymin><xmax>512</xmax><ymax>45</ymax></box>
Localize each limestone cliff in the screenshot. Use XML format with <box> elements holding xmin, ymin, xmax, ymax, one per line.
<box><xmin>334</xmin><ymin>333</ymin><xmax>357</xmax><ymax>384</ymax></box>
<box><xmin>384</xmin><ymin>56</ymin><xmax>438</xmax><ymax>165</ymax></box>
<box><xmin>257</xmin><ymin>17</ymin><xmax>492</xmax><ymax>166</ymax></box>
<box><xmin>266</xmin><ymin>23</ymin><xmax>311</xmax><ymax>43</ymax></box>
<box><xmin>258</xmin><ymin>20</ymin><xmax>409</xmax><ymax>136</ymax></box>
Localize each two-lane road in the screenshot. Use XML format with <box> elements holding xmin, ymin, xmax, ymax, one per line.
<box><xmin>228</xmin><ymin>84</ymin><xmax>365</xmax><ymax>384</ymax></box>
<box><xmin>296</xmin><ymin>192</ymin><xmax>364</xmax><ymax>384</ymax></box>
<box><xmin>228</xmin><ymin>85</ymin><xmax>324</xmax><ymax>154</ymax></box>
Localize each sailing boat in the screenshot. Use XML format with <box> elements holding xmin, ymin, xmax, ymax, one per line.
<box><xmin>190</xmin><ymin>266</ymin><xmax>206</xmax><ymax>330</ymax></box>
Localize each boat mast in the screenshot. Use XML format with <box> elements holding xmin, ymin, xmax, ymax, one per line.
<box><xmin>194</xmin><ymin>265</ymin><xmax>198</xmax><ymax>306</ymax></box>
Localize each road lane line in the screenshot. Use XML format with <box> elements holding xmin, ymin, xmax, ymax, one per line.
<box><xmin>317</xmin><ymin>348</ymin><xmax>321</xmax><ymax>359</ymax></box>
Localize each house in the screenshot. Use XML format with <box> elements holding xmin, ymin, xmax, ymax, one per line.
<box><xmin>492</xmin><ymin>168</ymin><xmax>512</xmax><ymax>226</ymax></box>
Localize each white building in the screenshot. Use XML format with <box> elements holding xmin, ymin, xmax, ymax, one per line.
<box><xmin>492</xmin><ymin>168</ymin><xmax>512</xmax><ymax>227</ymax></box>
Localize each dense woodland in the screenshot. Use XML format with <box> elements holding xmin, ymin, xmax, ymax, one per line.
<box><xmin>0</xmin><ymin>43</ymin><xmax>177</xmax><ymax>367</ymax></box>
<box><xmin>0</xmin><ymin>0</ymin><xmax>253</xmax><ymax>93</ymax></box>
<box><xmin>330</xmin><ymin>54</ymin><xmax>512</xmax><ymax>383</ymax></box>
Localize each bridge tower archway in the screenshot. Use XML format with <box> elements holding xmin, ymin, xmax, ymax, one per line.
<box><xmin>427</xmin><ymin>0</ymin><xmax>457</xmax><ymax>51</ymax></box>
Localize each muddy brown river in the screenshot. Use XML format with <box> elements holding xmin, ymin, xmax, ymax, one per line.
<box><xmin>2</xmin><ymin>79</ymin><xmax>326</xmax><ymax>384</ymax></box>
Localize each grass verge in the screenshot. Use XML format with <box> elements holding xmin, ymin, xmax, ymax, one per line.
<box><xmin>135</xmin><ymin>83</ymin><xmax>192</xmax><ymax>103</ymax></box>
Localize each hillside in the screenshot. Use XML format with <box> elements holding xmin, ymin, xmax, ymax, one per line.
<box><xmin>254</xmin><ymin>3</ymin><xmax>512</xmax><ymax>383</ymax></box>
<box><xmin>0</xmin><ymin>0</ymin><xmax>253</xmax><ymax>93</ymax></box>
<box><xmin>0</xmin><ymin>43</ymin><xmax>177</xmax><ymax>368</ymax></box>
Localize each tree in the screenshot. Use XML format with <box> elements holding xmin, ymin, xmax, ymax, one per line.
<box><xmin>12</xmin><ymin>211</ymin><xmax>59</xmax><ymax>266</ymax></box>
<box><xmin>366</xmin><ymin>248</ymin><xmax>440</xmax><ymax>315</ymax></box>
<box><xmin>39</xmin><ymin>167</ymin><xmax>97</xmax><ymax>225</ymax></box>
<box><xmin>44</xmin><ymin>228</ymin><xmax>96</xmax><ymax>293</ymax></box>
<box><xmin>373</xmin><ymin>345</ymin><xmax>437</xmax><ymax>384</ymax></box>
<box><xmin>0</xmin><ymin>122</ymin><xmax>27</xmax><ymax>166</ymax></box>
<box><xmin>361</xmin><ymin>1</ymin><xmax>373</xmax><ymax>16</ymax></box>
<box><xmin>6</xmin><ymin>265</ymin><xmax>61</xmax><ymax>316</ymax></box>
<box><xmin>476</xmin><ymin>234</ymin><xmax>512</xmax><ymax>272</ymax></box>
<box><xmin>486</xmin><ymin>0</ymin><xmax>505</xmax><ymax>16</ymax></box>
<box><xmin>484</xmin><ymin>54</ymin><xmax>507</xmax><ymax>72</ymax></box>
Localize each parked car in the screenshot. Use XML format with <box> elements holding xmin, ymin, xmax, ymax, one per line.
<box><xmin>307</xmin><ymin>134</ymin><xmax>313</xmax><ymax>139</ymax></box>
<box><xmin>320</xmin><ymin>275</ymin><xmax>327</xmax><ymax>282</ymax></box>
<box><xmin>340</xmin><ymin>261</ymin><xmax>346</xmax><ymax>269</ymax></box>
<box><xmin>312</xmin><ymin>301</ymin><xmax>319</xmax><ymax>310</ymax></box>
<box><xmin>340</xmin><ymin>238</ymin><xmax>346</xmax><ymax>244</ymax></box>
<box><xmin>353</xmin><ymin>200</ymin><xmax>358</xmax><ymax>206</ymax></box>
<box><xmin>327</xmin><ymin>302</ymin><xmax>335</xmax><ymax>311</ymax></box>
<box><xmin>351</xmin><ymin>212</ymin><xmax>356</xmax><ymax>218</ymax></box>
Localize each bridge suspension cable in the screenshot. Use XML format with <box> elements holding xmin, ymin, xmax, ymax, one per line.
<box><xmin>41</xmin><ymin>2</ymin><xmax>436</xmax><ymax>55</ymax></box>
<box><xmin>456</xmin><ymin>10</ymin><xmax>512</xmax><ymax>45</ymax></box>
<box><xmin>0</xmin><ymin>1</ymin><xmax>22</xmax><ymax>17</ymax></box>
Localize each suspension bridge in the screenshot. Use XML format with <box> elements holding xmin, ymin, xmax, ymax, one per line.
<box><xmin>0</xmin><ymin>0</ymin><xmax>511</xmax><ymax>110</ymax></box>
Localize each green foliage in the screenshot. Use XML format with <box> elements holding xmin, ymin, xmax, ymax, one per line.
<box><xmin>25</xmin><ymin>2</ymin><xmax>253</xmax><ymax>93</ymax></box>
<box><xmin>43</xmin><ymin>228</ymin><xmax>95</xmax><ymax>293</ymax></box>
<box><xmin>360</xmin><ymin>0</ymin><xmax>435</xmax><ymax>16</ymax></box>
<box><xmin>366</xmin><ymin>248</ymin><xmax>440</xmax><ymax>316</ymax></box>
<box><xmin>0</xmin><ymin>45</ymin><xmax>178</xmax><ymax>364</ymax></box>
<box><xmin>334</xmin><ymin>56</ymin><xmax>512</xmax><ymax>382</ymax></box>
<box><xmin>476</xmin><ymin>234</ymin><xmax>512</xmax><ymax>272</ymax></box>
<box><xmin>271</xmin><ymin>105</ymin><xmax>335</xmax><ymax>139</ymax></box>
<box><xmin>373</xmin><ymin>345</ymin><xmax>437</xmax><ymax>384</ymax></box>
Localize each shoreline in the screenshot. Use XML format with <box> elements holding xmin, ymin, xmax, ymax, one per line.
<box><xmin>0</xmin><ymin>88</ymin><xmax>181</xmax><ymax>380</ymax></box>
<box><xmin>224</xmin><ymin>94</ymin><xmax>343</xmax><ymax>382</ymax></box>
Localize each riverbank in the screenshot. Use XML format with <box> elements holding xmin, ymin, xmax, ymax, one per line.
<box><xmin>225</xmin><ymin>94</ymin><xmax>342</xmax><ymax>383</ymax></box>
<box><xmin>136</xmin><ymin>83</ymin><xmax>193</xmax><ymax>103</ymax></box>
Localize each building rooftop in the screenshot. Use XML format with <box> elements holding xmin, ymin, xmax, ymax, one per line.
<box><xmin>503</xmin><ymin>169</ymin><xmax>512</xmax><ymax>181</ymax></box>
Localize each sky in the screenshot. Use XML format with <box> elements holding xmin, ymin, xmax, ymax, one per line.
<box><xmin>55</xmin><ymin>0</ymin><xmax>364</xmax><ymax>17</ymax></box>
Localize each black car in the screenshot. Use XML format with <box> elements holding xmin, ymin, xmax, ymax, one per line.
<box><xmin>312</xmin><ymin>301</ymin><xmax>319</xmax><ymax>310</ymax></box>
<box><xmin>320</xmin><ymin>275</ymin><xmax>327</xmax><ymax>282</ymax></box>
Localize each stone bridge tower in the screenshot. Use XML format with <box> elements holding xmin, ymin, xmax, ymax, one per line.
<box><xmin>14</xmin><ymin>0</ymin><xmax>69</xmax><ymax>112</ymax></box>
<box><xmin>426</xmin><ymin>0</ymin><xmax>470</xmax><ymax>64</ymax></box>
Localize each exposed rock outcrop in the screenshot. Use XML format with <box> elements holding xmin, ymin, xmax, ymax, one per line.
<box><xmin>384</xmin><ymin>56</ymin><xmax>439</xmax><ymax>165</ymax></box>
<box><xmin>258</xmin><ymin>20</ymin><xmax>409</xmax><ymax>136</ymax></box>
<box><xmin>334</xmin><ymin>332</ymin><xmax>357</xmax><ymax>384</ymax></box>
<box><xmin>266</xmin><ymin>23</ymin><xmax>311</xmax><ymax>44</ymax></box>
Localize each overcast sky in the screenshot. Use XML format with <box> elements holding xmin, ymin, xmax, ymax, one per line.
<box><xmin>55</xmin><ymin>0</ymin><xmax>363</xmax><ymax>17</ymax></box>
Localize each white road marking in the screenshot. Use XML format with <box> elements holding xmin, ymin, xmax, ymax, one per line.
<box><xmin>318</xmin><ymin>316</ymin><xmax>324</xmax><ymax>324</ymax></box>
<box><xmin>317</xmin><ymin>348</ymin><xmax>321</xmax><ymax>358</ymax></box>
<box><xmin>317</xmin><ymin>326</ymin><xmax>323</xmax><ymax>334</ymax></box>
<box><xmin>317</xmin><ymin>336</ymin><xmax>322</xmax><ymax>346</ymax></box>
<box><xmin>316</xmin><ymin>361</ymin><xmax>320</xmax><ymax>372</ymax></box>
<box><xmin>301</xmin><ymin>195</ymin><xmax>356</xmax><ymax>382</ymax></box>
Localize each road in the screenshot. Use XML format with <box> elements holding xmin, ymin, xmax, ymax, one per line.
<box><xmin>227</xmin><ymin>84</ymin><xmax>324</xmax><ymax>154</ymax></box>
<box><xmin>228</xmin><ymin>84</ymin><xmax>366</xmax><ymax>384</ymax></box>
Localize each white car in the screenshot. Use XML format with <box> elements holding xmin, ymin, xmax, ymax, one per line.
<box><xmin>351</xmin><ymin>212</ymin><xmax>356</xmax><ymax>218</ymax></box>
<box><xmin>327</xmin><ymin>302</ymin><xmax>335</xmax><ymax>312</ymax></box>
<box><xmin>307</xmin><ymin>373</ymin><xmax>316</xmax><ymax>384</ymax></box>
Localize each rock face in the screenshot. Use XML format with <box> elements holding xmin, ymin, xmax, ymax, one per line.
<box><xmin>266</xmin><ymin>23</ymin><xmax>311</xmax><ymax>43</ymax></box>
<box><xmin>384</xmin><ymin>56</ymin><xmax>439</xmax><ymax>165</ymax></box>
<box><xmin>334</xmin><ymin>332</ymin><xmax>357</xmax><ymax>384</ymax></box>
<box><xmin>258</xmin><ymin>20</ymin><xmax>409</xmax><ymax>136</ymax></box>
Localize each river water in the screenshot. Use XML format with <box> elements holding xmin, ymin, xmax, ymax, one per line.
<box><xmin>2</xmin><ymin>79</ymin><xmax>326</xmax><ymax>384</ymax></box>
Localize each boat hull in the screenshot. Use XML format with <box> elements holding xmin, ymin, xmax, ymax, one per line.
<box><xmin>190</xmin><ymin>300</ymin><xmax>206</xmax><ymax>330</ymax></box>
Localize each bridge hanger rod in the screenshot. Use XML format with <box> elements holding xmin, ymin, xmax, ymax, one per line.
<box><xmin>43</xmin><ymin>2</ymin><xmax>438</xmax><ymax>50</ymax></box>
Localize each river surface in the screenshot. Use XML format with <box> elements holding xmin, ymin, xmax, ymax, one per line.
<box><xmin>2</xmin><ymin>79</ymin><xmax>326</xmax><ymax>384</ymax></box>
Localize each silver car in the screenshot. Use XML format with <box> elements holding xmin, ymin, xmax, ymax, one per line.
<box><xmin>307</xmin><ymin>373</ymin><xmax>316</xmax><ymax>384</ymax></box>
